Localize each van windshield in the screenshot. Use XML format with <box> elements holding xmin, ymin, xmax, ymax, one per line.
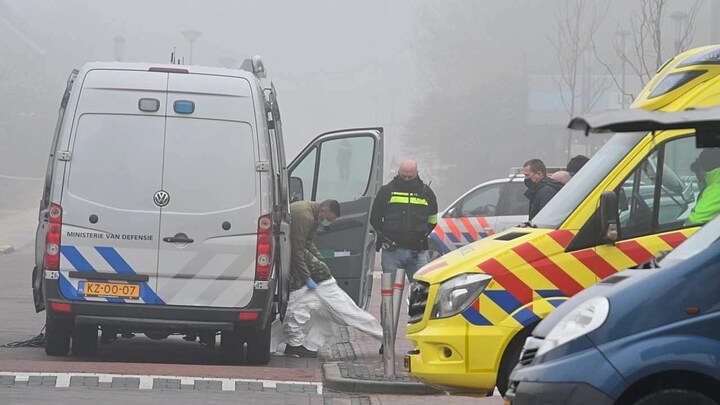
<box><xmin>532</xmin><ymin>131</ymin><xmax>646</xmax><ymax>229</ymax></box>
<box><xmin>659</xmin><ymin>215</ymin><xmax>720</xmax><ymax>267</ymax></box>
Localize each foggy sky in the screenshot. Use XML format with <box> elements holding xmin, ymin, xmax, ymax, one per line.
<box><xmin>1</xmin><ymin>0</ymin><xmax>716</xmax><ymax>210</ymax></box>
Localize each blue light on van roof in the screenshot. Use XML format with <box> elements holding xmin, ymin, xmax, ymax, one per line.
<box><xmin>174</xmin><ymin>100</ymin><xmax>195</xmax><ymax>114</ymax></box>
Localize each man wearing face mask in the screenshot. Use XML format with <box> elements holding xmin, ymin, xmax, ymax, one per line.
<box><xmin>370</xmin><ymin>159</ymin><xmax>438</xmax><ymax>283</ymax></box>
<box><xmin>523</xmin><ymin>158</ymin><xmax>564</xmax><ymax>220</ymax></box>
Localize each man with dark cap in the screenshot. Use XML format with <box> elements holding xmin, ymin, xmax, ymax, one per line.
<box><xmin>567</xmin><ymin>155</ymin><xmax>589</xmax><ymax>176</ymax></box>
<box><xmin>688</xmin><ymin>148</ymin><xmax>720</xmax><ymax>225</ymax></box>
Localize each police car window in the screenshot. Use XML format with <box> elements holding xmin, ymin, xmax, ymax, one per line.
<box><xmin>315</xmin><ymin>136</ymin><xmax>374</xmax><ymax>202</ymax></box>
<box><xmin>498</xmin><ymin>182</ymin><xmax>529</xmax><ymax>216</ymax></box>
<box><xmin>290</xmin><ymin>147</ymin><xmax>317</xmax><ymax>201</ymax></box>
<box><xmin>458</xmin><ymin>183</ymin><xmax>502</xmax><ymax>217</ymax></box>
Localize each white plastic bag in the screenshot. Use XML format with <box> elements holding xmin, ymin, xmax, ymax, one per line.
<box><xmin>271</xmin><ymin>277</ymin><xmax>382</xmax><ymax>353</ymax></box>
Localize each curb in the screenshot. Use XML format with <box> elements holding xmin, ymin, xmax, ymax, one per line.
<box><xmin>0</xmin><ymin>244</ymin><xmax>15</xmax><ymax>254</ymax></box>
<box><xmin>322</xmin><ymin>362</ymin><xmax>441</xmax><ymax>395</ymax></box>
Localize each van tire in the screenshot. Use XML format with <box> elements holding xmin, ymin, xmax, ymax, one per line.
<box><xmin>244</xmin><ymin>323</ymin><xmax>272</xmax><ymax>365</ymax></box>
<box><xmin>220</xmin><ymin>330</ymin><xmax>243</xmax><ymax>364</ymax></box>
<box><xmin>496</xmin><ymin>327</ymin><xmax>532</xmax><ymax>397</ymax></box>
<box><xmin>633</xmin><ymin>389</ymin><xmax>719</xmax><ymax>405</ymax></box>
<box><xmin>71</xmin><ymin>324</ymin><xmax>98</xmax><ymax>357</ymax></box>
<box><xmin>45</xmin><ymin>315</ymin><xmax>71</xmax><ymax>356</ymax></box>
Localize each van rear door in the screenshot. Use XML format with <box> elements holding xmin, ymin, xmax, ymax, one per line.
<box><xmin>155</xmin><ymin>73</ymin><xmax>260</xmax><ymax>308</ymax></box>
<box><xmin>60</xmin><ymin>69</ymin><xmax>166</xmax><ymax>305</ymax></box>
<box><xmin>289</xmin><ymin>129</ymin><xmax>384</xmax><ymax>309</ymax></box>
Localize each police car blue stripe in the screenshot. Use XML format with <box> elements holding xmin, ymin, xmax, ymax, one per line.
<box><xmin>548</xmin><ymin>299</ymin><xmax>566</xmax><ymax>308</ymax></box>
<box><xmin>446</xmin><ymin>232</ymin><xmax>459</xmax><ymax>244</ymax></box>
<box><xmin>462</xmin><ymin>232</ymin><xmax>474</xmax><ymax>242</ymax></box>
<box><xmin>61</xmin><ymin>245</ymin><xmax>95</xmax><ymax>272</ymax></box>
<box><xmin>95</xmin><ymin>247</ymin><xmax>165</xmax><ymax>305</ymax></box>
<box><xmin>461</xmin><ymin>307</ymin><xmax>492</xmax><ymax>326</ymax></box>
<box><xmin>429</xmin><ymin>233</ymin><xmax>452</xmax><ymax>254</ymax></box>
<box><xmin>536</xmin><ymin>289</ymin><xmax>564</xmax><ymax>298</ymax></box>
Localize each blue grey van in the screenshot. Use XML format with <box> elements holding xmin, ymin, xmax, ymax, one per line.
<box><xmin>506</xmin><ymin>214</ymin><xmax>720</xmax><ymax>405</ymax></box>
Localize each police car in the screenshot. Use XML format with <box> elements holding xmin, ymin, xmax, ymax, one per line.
<box><xmin>429</xmin><ymin>168</ymin><xmax>564</xmax><ymax>260</ymax></box>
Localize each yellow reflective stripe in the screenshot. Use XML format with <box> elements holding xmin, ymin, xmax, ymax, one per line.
<box><xmin>428</xmin><ymin>214</ymin><xmax>438</xmax><ymax>224</ymax></box>
<box><xmin>388</xmin><ymin>195</ymin><xmax>429</xmax><ymax>206</ymax></box>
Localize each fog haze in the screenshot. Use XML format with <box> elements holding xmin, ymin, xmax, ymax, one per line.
<box><xmin>1</xmin><ymin>0</ymin><xmax>716</xmax><ymax>210</ymax></box>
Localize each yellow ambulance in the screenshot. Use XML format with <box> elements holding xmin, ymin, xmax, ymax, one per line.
<box><xmin>405</xmin><ymin>45</ymin><xmax>720</xmax><ymax>395</ymax></box>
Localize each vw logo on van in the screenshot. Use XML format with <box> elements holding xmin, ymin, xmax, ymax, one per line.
<box><xmin>153</xmin><ymin>190</ymin><xmax>170</xmax><ymax>207</ymax></box>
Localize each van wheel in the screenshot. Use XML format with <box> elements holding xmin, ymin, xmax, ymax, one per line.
<box><xmin>496</xmin><ymin>327</ymin><xmax>532</xmax><ymax>397</ymax></box>
<box><xmin>244</xmin><ymin>323</ymin><xmax>272</xmax><ymax>365</ymax></box>
<box><xmin>71</xmin><ymin>324</ymin><xmax>98</xmax><ymax>357</ymax></box>
<box><xmin>45</xmin><ymin>315</ymin><xmax>71</xmax><ymax>356</ymax></box>
<box><xmin>633</xmin><ymin>389</ymin><xmax>719</xmax><ymax>405</ymax></box>
<box><xmin>220</xmin><ymin>330</ymin><xmax>243</xmax><ymax>364</ymax></box>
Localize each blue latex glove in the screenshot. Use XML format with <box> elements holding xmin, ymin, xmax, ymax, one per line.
<box><xmin>305</xmin><ymin>278</ymin><xmax>318</xmax><ymax>290</ymax></box>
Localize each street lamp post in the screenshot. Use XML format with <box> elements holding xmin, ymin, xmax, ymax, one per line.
<box><xmin>615</xmin><ymin>28</ymin><xmax>631</xmax><ymax>108</ymax></box>
<box><xmin>181</xmin><ymin>29</ymin><xmax>202</xmax><ymax>65</ymax></box>
<box><xmin>670</xmin><ymin>11</ymin><xmax>688</xmax><ymax>55</ymax></box>
<box><xmin>113</xmin><ymin>36</ymin><xmax>126</xmax><ymax>62</ymax></box>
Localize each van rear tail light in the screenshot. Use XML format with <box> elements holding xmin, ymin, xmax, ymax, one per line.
<box><xmin>50</xmin><ymin>302</ymin><xmax>72</xmax><ymax>313</ymax></box>
<box><xmin>238</xmin><ymin>311</ymin><xmax>259</xmax><ymax>320</ymax></box>
<box><xmin>44</xmin><ymin>204</ymin><xmax>62</xmax><ymax>271</ymax></box>
<box><xmin>254</xmin><ymin>214</ymin><xmax>273</xmax><ymax>281</ymax></box>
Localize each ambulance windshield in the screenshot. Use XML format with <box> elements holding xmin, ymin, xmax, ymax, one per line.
<box><xmin>531</xmin><ymin>131</ymin><xmax>647</xmax><ymax>229</ymax></box>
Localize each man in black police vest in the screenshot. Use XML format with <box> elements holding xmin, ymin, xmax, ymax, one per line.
<box><xmin>370</xmin><ymin>159</ymin><xmax>438</xmax><ymax>283</ymax></box>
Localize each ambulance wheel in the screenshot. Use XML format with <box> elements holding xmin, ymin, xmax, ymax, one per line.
<box><xmin>496</xmin><ymin>327</ymin><xmax>532</xmax><ymax>397</ymax></box>
<box><xmin>428</xmin><ymin>240</ymin><xmax>443</xmax><ymax>262</ymax></box>
<box><xmin>244</xmin><ymin>320</ymin><xmax>272</xmax><ymax>365</ymax></box>
<box><xmin>220</xmin><ymin>330</ymin><xmax>243</xmax><ymax>364</ymax></box>
<box><xmin>45</xmin><ymin>315</ymin><xmax>71</xmax><ymax>356</ymax></box>
<box><xmin>71</xmin><ymin>324</ymin><xmax>98</xmax><ymax>357</ymax></box>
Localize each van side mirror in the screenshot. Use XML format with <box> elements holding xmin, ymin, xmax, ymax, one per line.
<box><xmin>289</xmin><ymin>176</ymin><xmax>304</xmax><ymax>202</ymax></box>
<box><xmin>599</xmin><ymin>191</ymin><xmax>619</xmax><ymax>243</ymax></box>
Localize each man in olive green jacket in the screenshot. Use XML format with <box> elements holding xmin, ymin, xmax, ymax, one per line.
<box><xmin>284</xmin><ymin>199</ymin><xmax>340</xmax><ymax>357</ymax></box>
<box><xmin>288</xmin><ymin>200</ymin><xmax>340</xmax><ymax>291</ymax></box>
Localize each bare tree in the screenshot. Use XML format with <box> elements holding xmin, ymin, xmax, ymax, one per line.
<box><xmin>550</xmin><ymin>0</ymin><xmax>611</xmax><ymax>159</ymax></box>
<box><xmin>600</xmin><ymin>0</ymin><xmax>702</xmax><ymax>94</ymax></box>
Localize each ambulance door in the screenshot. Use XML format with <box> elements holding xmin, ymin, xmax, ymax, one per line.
<box><xmin>594</xmin><ymin>134</ymin><xmax>700</xmax><ymax>280</ymax></box>
<box><xmin>288</xmin><ymin>129</ymin><xmax>384</xmax><ymax>309</ymax></box>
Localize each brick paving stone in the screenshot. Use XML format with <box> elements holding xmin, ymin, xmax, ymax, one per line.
<box><xmin>70</xmin><ymin>376</ymin><xmax>99</xmax><ymax>387</ymax></box>
<box><xmin>111</xmin><ymin>378</ymin><xmax>140</xmax><ymax>389</ymax></box>
<box><xmin>27</xmin><ymin>376</ymin><xmax>57</xmax><ymax>387</ymax></box>
<box><xmin>193</xmin><ymin>380</ymin><xmax>222</xmax><ymax>390</ymax></box>
<box><xmin>235</xmin><ymin>381</ymin><xmax>264</xmax><ymax>391</ymax></box>
<box><xmin>152</xmin><ymin>378</ymin><xmax>181</xmax><ymax>389</ymax></box>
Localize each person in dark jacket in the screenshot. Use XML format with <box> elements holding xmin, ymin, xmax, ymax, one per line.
<box><xmin>523</xmin><ymin>158</ymin><xmax>564</xmax><ymax>220</ymax></box>
<box><xmin>370</xmin><ymin>159</ymin><xmax>438</xmax><ymax>283</ymax></box>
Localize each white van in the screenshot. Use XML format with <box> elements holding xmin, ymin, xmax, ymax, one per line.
<box><xmin>32</xmin><ymin>60</ymin><xmax>384</xmax><ymax>364</ymax></box>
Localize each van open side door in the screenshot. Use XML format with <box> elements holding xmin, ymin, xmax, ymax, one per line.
<box><xmin>289</xmin><ymin>128</ymin><xmax>384</xmax><ymax>309</ymax></box>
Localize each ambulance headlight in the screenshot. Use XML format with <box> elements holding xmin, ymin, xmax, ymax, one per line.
<box><xmin>431</xmin><ymin>273</ymin><xmax>492</xmax><ymax>319</ymax></box>
<box><xmin>537</xmin><ymin>297</ymin><xmax>610</xmax><ymax>357</ymax></box>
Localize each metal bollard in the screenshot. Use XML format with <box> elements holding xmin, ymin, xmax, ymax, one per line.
<box><xmin>380</xmin><ymin>273</ymin><xmax>395</xmax><ymax>376</ymax></box>
<box><xmin>391</xmin><ymin>268</ymin><xmax>406</xmax><ymax>347</ymax></box>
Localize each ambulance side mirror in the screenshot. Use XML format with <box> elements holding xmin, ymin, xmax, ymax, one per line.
<box><xmin>599</xmin><ymin>191</ymin><xmax>619</xmax><ymax>243</ymax></box>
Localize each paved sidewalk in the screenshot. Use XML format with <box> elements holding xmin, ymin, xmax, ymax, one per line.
<box><xmin>0</xmin><ymin>208</ymin><xmax>36</xmax><ymax>254</ymax></box>
<box><xmin>322</xmin><ymin>271</ymin><xmax>441</xmax><ymax>395</ymax></box>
